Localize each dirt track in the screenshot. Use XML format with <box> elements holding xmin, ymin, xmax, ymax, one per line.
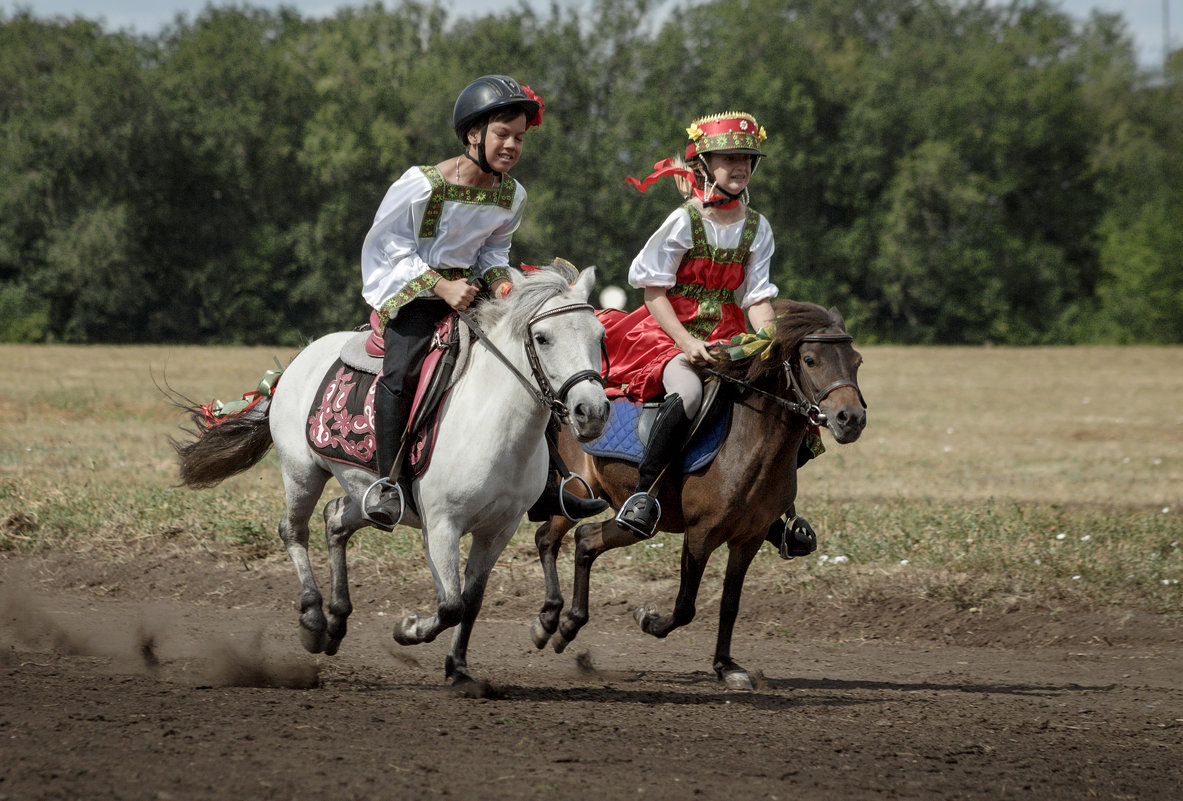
<box><xmin>3</xmin><ymin>544</ymin><xmax>1182</xmax><ymax>801</ymax></box>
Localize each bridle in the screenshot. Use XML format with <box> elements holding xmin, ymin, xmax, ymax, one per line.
<box><xmin>785</xmin><ymin>332</ymin><xmax>866</xmax><ymax>425</ymax></box>
<box><xmin>705</xmin><ymin>330</ymin><xmax>866</xmax><ymax>426</ymax></box>
<box><xmin>455</xmin><ymin>302</ymin><xmax>606</xmax><ymax>421</ymax></box>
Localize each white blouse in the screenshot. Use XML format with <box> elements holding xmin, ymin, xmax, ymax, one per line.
<box><xmin>627</xmin><ymin>206</ymin><xmax>778</xmax><ymax>309</ymax></box>
<box><xmin>361</xmin><ymin>166</ymin><xmax>527</xmax><ymax>313</ymax></box>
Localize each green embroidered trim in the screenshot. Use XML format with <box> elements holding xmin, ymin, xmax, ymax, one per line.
<box><xmin>682</xmin><ymin>202</ymin><xmax>761</xmax><ymax>263</ymax></box>
<box><xmin>418</xmin><ymin>166</ymin><xmax>517</xmax><ymax>239</ymax></box>
<box><xmin>482</xmin><ymin>266</ymin><xmax>511</xmax><ymax>286</ymax></box>
<box><xmin>695</xmin><ymin>129</ymin><xmax>762</xmax><ymax>155</ymax></box>
<box><xmin>669</xmin><ymin>283</ymin><xmax>733</xmax><ymax>305</ymax></box>
<box><xmin>436</xmin><ymin>267</ymin><xmax>471</xmax><ymax>282</ymax></box>
<box><xmin>376</xmin><ymin>271</ymin><xmax>443</xmax><ymax>332</ymax></box>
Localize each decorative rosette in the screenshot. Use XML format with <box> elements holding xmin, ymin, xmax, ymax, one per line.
<box><xmin>522</xmin><ymin>84</ymin><xmax>544</xmax><ymax>129</ymax></box>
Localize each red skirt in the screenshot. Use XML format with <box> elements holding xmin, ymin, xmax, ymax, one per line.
<box><xmin>599</xmin><ymin>295</ymin><xmax>745</xmax><ymax>401</ymax></box>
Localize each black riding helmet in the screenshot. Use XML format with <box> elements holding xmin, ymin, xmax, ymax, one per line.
<box><xmin>452</xmin><ymin>75</ymin><xmax>542</xmax><ymax>175</ymax></box>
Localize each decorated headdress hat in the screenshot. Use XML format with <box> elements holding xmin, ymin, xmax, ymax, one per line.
<box><xmin>626</xmin><ymin>111</ymin><xmax>769</xmax><ymax>206</ymax></box>
<box><xmin>684</xmin><ymin>111</ymin><xmax>767</xmax><ymax>161</ymax></box>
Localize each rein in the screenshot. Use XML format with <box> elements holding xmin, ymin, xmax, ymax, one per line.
<box><xmin>704</xmin><ymin>331</ymin><xmax>865</xmax><ymax>426</ymax></box>
<box><xmin>453</xmin><ymin>302</ymin><xmax>604</xmax><ymax>421</ymax></box>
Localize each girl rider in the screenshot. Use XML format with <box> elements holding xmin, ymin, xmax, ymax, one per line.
<box><xmin>603</xmin><ymin>112</ymin><xmax>814</xmax><ymax>546</ymax></box>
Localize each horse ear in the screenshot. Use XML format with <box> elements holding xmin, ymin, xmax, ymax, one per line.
<box><xmin>573</xmin><ymin>266</ymin><xmax>597</xmax><ymax>302</ymax></box>
<box><xmin>828</xmin><ymin>306</ymin><xmax>846</xmax><ymax>329</ymax></box>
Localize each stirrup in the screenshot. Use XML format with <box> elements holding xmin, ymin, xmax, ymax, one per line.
<box><xmin>768</xmin><ymin>514</ymin><xmax>816</xmax><ymax>560</ymax></box>
<box><xmin>361</xmin><ymin>477</ymin><xmax>405</xmax><ymax>530</ymax></box>
<box><xmin>557</xmin><ymin>473</ymin><xmax>608</xmax><ymax>521</ymax></box>
<box><xmin>615</xmin><ymin>492</ymin><xmax>661</xmax><ymax>540</ymax></box>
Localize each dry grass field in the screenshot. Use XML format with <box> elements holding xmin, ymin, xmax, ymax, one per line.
<box><xmin>1</xmin><ymin>342</ymin><xmax>1181</xmax><ymax>614</ymax></box>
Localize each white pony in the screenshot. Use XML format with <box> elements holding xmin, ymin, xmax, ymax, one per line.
<box><xmin>173</xmin><ymin>263</ymin><xmax>609</xmax><ymax>687</ymax></box>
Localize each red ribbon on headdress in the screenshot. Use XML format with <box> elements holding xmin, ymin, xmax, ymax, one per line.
<box><xmin>625</xmin><ymin>158</ymin><xmax>741</xmax><ymax>208</ymax></box>
<box><xmin>625</xmin><ymin>158</ymin><xmax>698</xmax><ymax>194</ymax></box>
<box><xmin>522</xmin><ymin>84</ymin><xmax>544</xmax><ymax>130</ymax></box>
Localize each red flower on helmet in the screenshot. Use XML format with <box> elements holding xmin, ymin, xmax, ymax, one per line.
<box><xmin>522</xmin><ymin>84</ymin><xmax>544</xmax><ymax>129</ymax></box>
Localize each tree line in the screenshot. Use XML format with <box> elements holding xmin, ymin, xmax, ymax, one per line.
<box><xmin>2</xmin><ymin>0</ymin><xmax>1180</xmax><ymax>345</ymax></box>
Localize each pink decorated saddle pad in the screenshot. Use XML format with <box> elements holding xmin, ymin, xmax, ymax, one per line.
<box><xmin>306</xmin><ymin>317</ymin><xmax>458</xmax><ymax>477</ymax></box>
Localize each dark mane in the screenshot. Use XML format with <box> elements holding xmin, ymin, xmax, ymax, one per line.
<box><xmin>713</xmin><ymin>300</ymin><xmax>843</xmax><ymax>385</ymax></box>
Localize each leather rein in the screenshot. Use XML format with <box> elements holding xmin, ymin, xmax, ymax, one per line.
<box><xmin>704</xmin><ymin>331</ymin><xmax>866</xmax><ymax>426</ymax></box>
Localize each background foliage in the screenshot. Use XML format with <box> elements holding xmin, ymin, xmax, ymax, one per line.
<box><xmin>2</xmin><ymin>0</ymin><xmax>1180</xmax><ymax>345</ymax></box>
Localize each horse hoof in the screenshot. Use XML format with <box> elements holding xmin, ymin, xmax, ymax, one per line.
<box><xmin>323</xmin><ymin>638</ymin><xmax>342</xmax><ymax>657</ymax></box>
<box><xmin>530</xmin><ymin>618</ymin><xmax>553</xmax><ymax>650</ymax></box>
<box><xmin>392</xmin><ymin>615</ymin><xmax>419</xmax><ymax>646</ymax></box>
<box><xmin>632</xmin><ymin>605</ymin><xmax>655</xmax><ymax>628</ymax></box>
<box><xmin>299</xmin><ymin>625</ymin><xmax>326</xmax><ymax>654</ymax></box>
<box><xmin>552</xmin><ymin>630</ymin><xmax>571</xmax><ymax>654</ymax></box>
<box><xmin>448</xmin><ymin>676</ymin><xmax>495</xmax><ymax>699</ymax></box>
<box><xmin>722</xmin><ymin>670</ymin><xmax>755</xmax><ymax>691</ymax></box>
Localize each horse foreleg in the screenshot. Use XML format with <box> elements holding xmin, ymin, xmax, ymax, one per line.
<box><xmin>532</xmin><ymin>517</ymin><xmax>576</xmax><ymax>649</ymax></box>
<box><xmin>445</xmin><ymin>523</ymin><xmax>516</xmax><ymax>687</ymax></box>
<box><xmin>712</xmin><ymin>535</ymin><xmax>764</xmax><ymax>690</ymax></box>
<box><xmin>555</xmin><ymin>520</ymin><xmax>636</xmax><ymax>652</ymax></box>
<box><xmin>392</xmin><ymin>521</ymin><xmax>463</xmax><ymax>646</ymax></box>
<box><xmin>278</xmin><ymin>478</ymin><xmax>331</xmax><ymax>654</ymax></box>
<box><xmin>321</xmin><ymin>496</ymin><xmax>365</xmax><ymax>656</ymax></box>
<box><xmin>634</xmin><ymin>536</ymin><xmax>711</xmax><ymax>639</ymax></box>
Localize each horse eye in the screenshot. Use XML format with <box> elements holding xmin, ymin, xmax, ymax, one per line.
<box><xmin>803</xmin><ymin>355</ymin><xmax>817</xmax><ymax>368</ymax></box>
<box><xmin>534</xmin><ymin>332</ymin><xmax>549</xmax><ymax>346</ymax></box>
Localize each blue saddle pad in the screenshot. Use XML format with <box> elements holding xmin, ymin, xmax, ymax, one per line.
<box><xmin>581</xmin><ymin>397</ymin><xmax>731</xmax><ymax>473</ymax></box>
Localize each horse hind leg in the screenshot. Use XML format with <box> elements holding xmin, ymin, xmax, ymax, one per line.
<box><xmin>321</xmin><ymin>495</ymin><xmax>367</xmax><ymax>656</ymax></box>
<box><xmin>531</xmin><ymin>516</ymin><xmax>578</xmax><ymax>649</ymax></box>
<box><xmin>277</xmin><ymin>471</ymin><xmax>332</xmax><ymax>654</ymax></box>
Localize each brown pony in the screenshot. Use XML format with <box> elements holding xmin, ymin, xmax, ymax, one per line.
<box><xmin>530</xmin><ymin>300</ymin><xmax>866</xmax><ymax>688</ymax></box>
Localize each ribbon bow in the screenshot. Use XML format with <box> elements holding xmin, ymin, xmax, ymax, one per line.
<box><xmin>201</xmin><ymin>363</ymin><xmax>284</xmax><ymax>424</ymax></box>
<box><xmin>712</xmin><ymin>324</ymin><xmax>777</xmax><ymax>362</ymax></box>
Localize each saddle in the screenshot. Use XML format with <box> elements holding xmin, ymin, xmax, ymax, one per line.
<box><xmin>581</xmin><ymin>379</ymin><xmax>730</xmax><ymax>471</ymax></box>
<box><xmin>306</xmin><ymin>316</ymin><xmax>463</xmax><ymax>479</ymax></box>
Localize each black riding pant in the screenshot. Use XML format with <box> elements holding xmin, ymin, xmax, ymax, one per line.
<box><xmin>379</xmin><ymin>298</ymin><xmax>453</xmax><ymax>400</ymax></box>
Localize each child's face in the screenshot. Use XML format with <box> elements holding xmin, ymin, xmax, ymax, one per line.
<box><xmin>704</xmin><ymin>153</ymin><xmax>753</xmax><ymax>196</ymax></box>
<box><xmin>468</xmin><ymin>113</ymin><xmax>528</xmax><ymax>173</ymax></box>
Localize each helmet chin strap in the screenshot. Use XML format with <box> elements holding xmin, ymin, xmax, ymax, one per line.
<box><xmin>696</xmin><ymin>156</ymin><xmax>749</xmax><ymax>208</ymax></box>
<box><xmin>463</xmin><ymin>123</ymin><xmax>501</xmax><ymax>177</ymax></box>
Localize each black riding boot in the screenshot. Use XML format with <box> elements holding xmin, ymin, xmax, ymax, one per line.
<box><xmin>615</xmin><ymin>393</ymin><xmax>691</xmax><ymax>539</ymax></box>
<box><xmin>366</xmin><ymin>382</ymin><xmax>410</xmax><ymax>529</ymax></box>
<box><xmin>766</xmin><ymin>504</ymin><xmax>817</xmax><ymax>559</ymax></box>
<box><xmin>766</xmin><ymin>434</ymin><xmax>822</xmax><ymax>557</ymax></box>
<box><xmin>527</xmin><ymin>472</ymin><xmax>610</xmax><ymax>522</ymax></box>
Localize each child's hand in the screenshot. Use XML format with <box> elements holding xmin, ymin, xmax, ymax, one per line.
<box><xmin>680</xmin><ymin>337</ymin><xmax>717</xmax><ymax>366</ymax></box>
<box><xmin>434</xmin><ymin>278</ymin><xmax>479</xmax><ymax>310</ymax></box>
